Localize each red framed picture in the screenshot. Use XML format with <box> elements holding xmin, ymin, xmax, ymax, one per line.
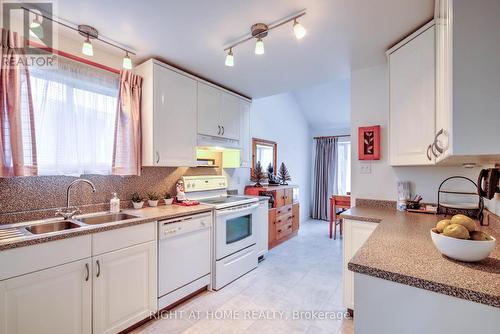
<box><xmin>358</xmin><ymin>126</ymin><xmax>381</xmax><ymax>160</ymax></box>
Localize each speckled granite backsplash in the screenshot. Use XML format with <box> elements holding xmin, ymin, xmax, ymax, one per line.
<box><xmin>0</xmin><ymin>166</ymin><xmax>219</xmax><ymax>224</ymax></box>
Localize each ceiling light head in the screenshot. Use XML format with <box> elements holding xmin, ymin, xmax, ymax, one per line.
<box><xmin>255</xmin><ymin>38</ymin><xmax>265</xmax><ymax>55</ymax></box>
<box><xmin>78</xmin><ymin>25</ymin><xmax>97</xmax><ymax>57</ymax></box>
<box><xmin>293</xmin><ymin>19</ymin><xmax>306</xmax><ymax>39</ymax></box>
<box><xmin>122</xmin><ymin>52</ymin><xmax>132</xmax><ymax>70</ymax></box>
<box><xmin>225</xmin><ymin>48</ymin><xmax>234</xmax><ymax>67</ymax></box>
<box><xmin>30</xmin><ymin>13</ymin><xmax>42</xmax><ymax>29</ymax></box>
<box><xmin>82</xmin><ymin>35</ymin><xmax>94</xmax><ymax>56</ymax></box>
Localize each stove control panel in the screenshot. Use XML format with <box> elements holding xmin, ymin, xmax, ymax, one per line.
<box><xmin>182</xmin><ymin>175</ymin><xmax>227</xmax><ymax>192</ymax></box>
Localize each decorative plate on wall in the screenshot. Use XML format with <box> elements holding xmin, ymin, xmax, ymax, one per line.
<box><xmin>358</xmin><ymin>125</ymin><xmax>381</xmax><ymax>160</ymax></box>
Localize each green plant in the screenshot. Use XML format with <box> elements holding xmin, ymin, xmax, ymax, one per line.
<box><xmin>131</xmin><ymin>192</ymin><xmax>143</xmax><ymax>203</ymax></box>
<box><xmin>147</xmin><ymin>192</ymin><xmax>160</xmax><ymax>201</ymax></box>
<box><xmin>164</xmin><ymin>192</ymin><xmax>172</xmax><ymax>199</ymax></box>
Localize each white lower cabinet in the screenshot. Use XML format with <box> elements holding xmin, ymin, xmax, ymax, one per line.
<box><xmin>0</xmin><ymin>223</ymin><xmax>157</xmax><ymax>334</ymax></box>
<box><xmin>93</xmin><ymin>241</ymin><xmax>157</xmax><ymax>334</ymax></box>
<box><xmin>0</xmin><ymin>258</ymin><xmax>92</xmax><ymax>334</ymax></box>
<box><xmin>342</xmin><ymin>219</ymin><xmax>377</xmax><ymax>310</ymax></box>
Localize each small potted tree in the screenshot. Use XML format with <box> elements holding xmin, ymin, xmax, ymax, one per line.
<box><xmin>164</xmin><ymin>192</ymin><xmax>173</xmax><ymax>205</ymax></box>
<box><xmin>147</xmin><ymin>192</ymin><xmax>160</xmax><ymax>207</ymax></box>
<box><xmin>131</xmin><ymin>192</ymin><xmax>144</xmax><ymax>209</ymax></box>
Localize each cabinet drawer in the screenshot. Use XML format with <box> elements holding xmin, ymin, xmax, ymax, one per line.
<box><xmin>276</xmin><ymin>221</ymin><xmax>293</xmax><ymax>240</ymax></box>
<box><xmin>276</xmin><ymin>204</ymin><xmax>292</xmax><ymax>217</ymax></box>
<box><xmin>0</xmin><ymin>235</ymin><xmax>91</xmax><ymax>280</ymax></box>
<box><xmin>92</xmin><ymin>222</ymin><xmax>156</xmax><ymax>256</ymax></box>
<box><xmin>275</xmin><ymin>212</ymin><xmax>292</xmax><ymax>226</ymax></box>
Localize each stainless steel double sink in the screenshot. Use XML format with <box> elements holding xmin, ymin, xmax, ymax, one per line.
<box><xmin>18</xmin><ymin>213</ymin><xmax>138</xmax><ymax>236</ymax></box>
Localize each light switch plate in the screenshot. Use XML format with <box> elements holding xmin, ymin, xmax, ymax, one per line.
<box><xmin>360</xmin><ymin>162</ymin><xmax>372</xmax><ymax>174</ymax></box>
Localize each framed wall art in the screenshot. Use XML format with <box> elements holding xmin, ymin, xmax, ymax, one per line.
<box><xmin>358</xmin><ymin>125</ymin><xmax>381</xmax><ymax>160</ymax></box>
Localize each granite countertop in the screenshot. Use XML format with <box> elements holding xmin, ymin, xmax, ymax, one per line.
<box><xmin>0</xmin><ymin>204</ymin><xmax>214</xmax><ymax>252</ymax></box>
<box><xmin>342</xmin><ymin>207</ymin><xmax>500</xmax><ymax>308</ymax></box>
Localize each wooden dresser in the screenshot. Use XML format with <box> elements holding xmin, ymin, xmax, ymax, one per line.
<box><xmin>245</xmin><ymin>185</ymin><xmax>300</xmax><ymax>249</ymax></box>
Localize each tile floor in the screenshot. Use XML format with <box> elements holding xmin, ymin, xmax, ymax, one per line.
<box><xmin>132</xmin><ymin>219</ymin><xmax>353</xmax><ymax>334</ymax></box>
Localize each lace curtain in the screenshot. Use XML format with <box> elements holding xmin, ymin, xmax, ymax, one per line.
<box><xmin>30</xmin><ymin>56</ymin><xmax>119</xmax><ymax>175</ymax></box>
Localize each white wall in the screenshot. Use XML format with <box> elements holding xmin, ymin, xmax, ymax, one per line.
<box><xmin>225</xmin><ymin>92</ymin><xmax>312</xmax><ymax>221</ymax></box>
<box><xmin>350</xmin><ymin>64</ymin><xmax>499</xmax><ymax>213</ymax></box>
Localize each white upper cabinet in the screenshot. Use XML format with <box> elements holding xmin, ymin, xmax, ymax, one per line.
<box><xmin>389</xmin><ymin>24</ymin><xmax>436</xmax><ymax>166</ymax></box>
<box><xmin>220</xmin><ymin>93</ymin><xmax>241</xmax><ymax>140</ymax></box>
<box><xmin>197</xmin><ymin>82</ymin><xmax>242</xmax><ymax>141</ymax></box>
<box><xmin>136</xmin><ymin>60</ymin><xmax>197</xmax><ymax>167</ymax></box>
<box><xmin>197</xmin><ymin>83</ymin><xmax>223</xmax><ymax>138</ymax></box>
<box><xmin>389</xmin><ymin>0</ymin><xmax>500</xmax><ymax>166</ymax></box>
<box><xmin>138</xmin><ymin>59</ymin><xmax>250</xmax><ymax>164</ymax></box>
<box><xmin>434</xmin><ymin>0</ymin><xmax>500</xmax><ymax>165</ymax></box>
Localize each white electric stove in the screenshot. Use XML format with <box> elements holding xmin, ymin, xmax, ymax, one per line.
<box><xmin>182</xmin><ymin>175</ymin><xmax>259</xmax><ymax>290</ymax></box>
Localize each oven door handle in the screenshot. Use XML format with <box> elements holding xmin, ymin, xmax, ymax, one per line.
<box><xmin>216</xmin><ymin>203</ymin><xmax>259</xmax><ymax>216</ymax></box>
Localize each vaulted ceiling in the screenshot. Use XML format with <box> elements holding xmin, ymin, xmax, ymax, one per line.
<box><xmin>53</xmin><ymin>0</ymin><xmax>434</xmax><ymax>99</ymax></box>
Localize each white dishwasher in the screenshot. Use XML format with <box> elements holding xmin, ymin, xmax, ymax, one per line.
<box><xmin>158</xmin><ymin>212</ymin><xmax>212</xmax><ymax>310</ymax></box>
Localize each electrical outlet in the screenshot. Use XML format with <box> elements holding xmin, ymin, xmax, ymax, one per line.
<box><xmin>360</xmin><ymin>162</ymin><xmax>372</xmax><ymax>174</ymax></box>
<box><xmin>237</xmin><ymin>176</ymin><xmax>241</xmax><ymax>184</ymax></box>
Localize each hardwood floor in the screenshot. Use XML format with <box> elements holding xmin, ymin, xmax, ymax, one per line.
<box><xmin>132</xmin><ymin>219</ymin><xmax>353</xmax><ymax>334</ymax></box>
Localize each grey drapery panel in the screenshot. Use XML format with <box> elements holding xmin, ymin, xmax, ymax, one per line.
<box><xmin>312</xmin><ymin>137</ymin><xmax>338</xmax><ymax>220</ymax></box>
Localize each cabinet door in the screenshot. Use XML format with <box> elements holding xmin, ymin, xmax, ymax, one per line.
<box><xmin>220</xmin><ymin>93</ymin><xmax>241</xmax><ymax>140</ymax></box>
<box><xmin>342</xmin><ymin>219</ymin><xmax>377</xmax><ymax>310</ymax></box>
<box><xmin>93</xmin><ymin>241</ymin><xmax>156</xmax><ymax>334</ymax></box>
<box><xmin>268</xmin><ymin>208</ymin><xmax>276</xmax><ymax>246</ymax></box>
<box><xmin>0</xmin><ymin>259</ymin><xmax>91</xmax><ymax>334</ymax></box>
<box><xmin>292</xmin><ymin>203</ymin><xmax>300</xmax><ymax>232</ymax></box>
<box><xmin>284</xmin><ymin>188</ymin><xmax>293</xmax><ymax>206</ymax></box>
<box><xmin>239</xmin><ymin>100</ymin><xmax>251</xmax><ymax>167</ymax></box>
<box><xmin>435</xmin><ymin>0</ymin><xmax>452</xmax><ymax>162</ymax></box>
<box><xmin>275</xmin><ymin>189</ymin><xmax>285</xmax><ymax>208</ymax></box>
<box><xmin>197</xmin><ymin>82</ymin><xmax>221</xmax><ymax>137</ymax></box>
<box><xmin>153</xmin><ymin>65</ymin><xmax>197</xmax><ymax>167</ymax></box>
<box><xmin>389</xmin><ymin>26</ymin><xmax>436</xmax><ymax>166</ymax></box>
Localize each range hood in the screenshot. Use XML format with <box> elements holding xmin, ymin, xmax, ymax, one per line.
<box><xmin>197</xmin><ymin>134</ymin><xmax>241</xmax><ymax>150</ymax></box>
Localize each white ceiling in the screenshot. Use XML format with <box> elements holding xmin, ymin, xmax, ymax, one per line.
<box><xmin>53</xmin><ymin>0</ymin><xmax>434</xmax><ymax>99</ymax></box>
<box><xmin>292</xmin><ymin>79</ymin><xmax>351</xmax><ymax>132</ymax></box>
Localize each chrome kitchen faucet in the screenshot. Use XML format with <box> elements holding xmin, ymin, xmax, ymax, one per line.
<box><xmin>55</xmin><ymin>179</ymin><xmax>97</xmax><ymax>220</ymax></box>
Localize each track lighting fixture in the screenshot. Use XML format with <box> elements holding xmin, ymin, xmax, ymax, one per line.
<box><xmin>223</xmin><ymin>10</ymin><xmax>306</xmax><ymax>66</ymax></box>
<box><xmin>122</xmin><ymin>52</ymin><xmax>133</xmax><ymax>69</ymax></box>
<box><xmin>21</xmin><ymin>8</ymin><xmax>136</xmax><ymax>68</ymax></box>
<box><xmin>225</xmin><ymin>48</ymin><xmax>234</xmax><ymax>67</ymax></box>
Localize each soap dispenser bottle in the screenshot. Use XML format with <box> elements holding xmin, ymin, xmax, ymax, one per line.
<box><xmin>110</xmin><ymin>192</ymin><xmax>120</xmax><ymax>213</ymax></box>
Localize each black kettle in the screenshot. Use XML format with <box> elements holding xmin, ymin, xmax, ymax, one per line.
<box><xmin>477</xmin><ymin>168</ymin><xmax>500</xmax><ymax>200</ymax></box>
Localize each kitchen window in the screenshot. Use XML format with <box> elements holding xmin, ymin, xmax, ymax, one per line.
<box><xmin>30</xmin><ymin>57</ymin><xmax>119</xmax><ymax>175</ymax></box>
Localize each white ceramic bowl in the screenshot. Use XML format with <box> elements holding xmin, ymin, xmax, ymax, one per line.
<box><xmin>430</xmin><ymin>229</ymin><xmax>496</xmax><ymax>262</ymax></box>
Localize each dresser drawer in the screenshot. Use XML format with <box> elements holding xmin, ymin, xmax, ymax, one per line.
<box><xmin>275</xmin><ymin>212</ymin><xmax>292</xmax><ymax>226</ymax></box>
<box><xmin>276</xmin><ymin>204</ymin><xmax>292</xmax><ymax>217</ymax></box>
<box><xmin>276</xmin><ymin>221</ymin><xmax>293</xmax><ymax>240</ymax></box>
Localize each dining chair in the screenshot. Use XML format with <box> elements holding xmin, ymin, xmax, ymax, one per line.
<box><xmin>329</xmin><ymin>195</ymin><xmax>351</xmax><ymax>239</ymax></box>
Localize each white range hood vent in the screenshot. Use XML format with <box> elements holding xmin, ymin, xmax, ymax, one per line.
<box><xmin>197</xmin><ymin>134</ymin><xmax>241</xmax><ymax>150</ymax></box>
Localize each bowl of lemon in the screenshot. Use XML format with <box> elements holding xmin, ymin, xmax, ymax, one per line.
<box><xmin>430</xmin><ymin>214</ymin><xmax>496</xmax><ymax>262</ymax></box>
